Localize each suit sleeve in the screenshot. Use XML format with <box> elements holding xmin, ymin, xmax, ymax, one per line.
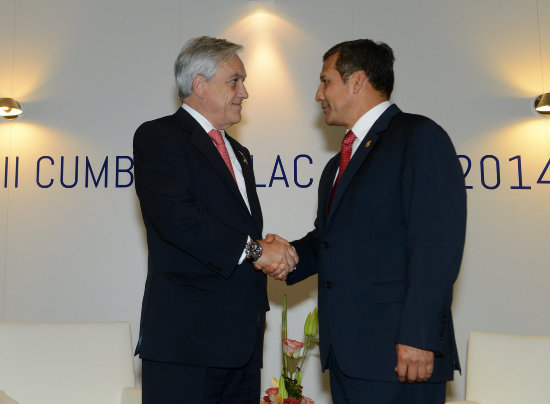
<box><xmin>287</xmin><ymin>158</ymin><xmax>337</xmax><ymax>285</ymax></box>
<box><xmin>287</xmin><ymin>226</ymin><xmax>320</xmax><ymax>285</ymax></box>
<box><xmin>396</xmin><ymin>119</ymin><xmax>467</xmax><ymax>353</ymax></box>
<box><xmin>133</xmin><ymin>121</ymin><xmax>248</xmax><ymax>279</ymax></box>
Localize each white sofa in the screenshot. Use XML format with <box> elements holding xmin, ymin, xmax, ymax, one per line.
<box><xmin>0</xmin><ymin>321</ymin><xmax>141</xmax><ymax>404</ymax></box>
<box><xmin>447</xmin><ymin>330</ymin><xmax>550</xmax><ymax>404</ymax></box>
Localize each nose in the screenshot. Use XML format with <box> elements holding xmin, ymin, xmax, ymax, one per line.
<box><xmin>315</xmin><ymin>84</ymin><xmax>324</xmax><ymax>102</ymax></box>
<box><xmin>239</xmin><ymin>82</ymin><xmax>249</xmax><ymax>99</ymax></box>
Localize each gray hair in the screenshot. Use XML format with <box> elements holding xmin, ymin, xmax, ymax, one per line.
<box><xmin>174</xmin><ymin>36</ymin><xmax>243</xmax><ymax>101</ymax></box>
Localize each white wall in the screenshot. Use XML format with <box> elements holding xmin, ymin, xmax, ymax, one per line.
<box><xmin>1</xmin><ymin>0</ymin><xmax>549</xmax><ymax>402</ymax></box>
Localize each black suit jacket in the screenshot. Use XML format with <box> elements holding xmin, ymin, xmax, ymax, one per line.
<box><xmin>133</xmin><ymin>108</ymin><xmax>268</xmax><ymax>368</ymax></box>
<box><xmin>288</xmin><ymin>104</ymin><xmax>466</xmax><ymax>382</ymax></box>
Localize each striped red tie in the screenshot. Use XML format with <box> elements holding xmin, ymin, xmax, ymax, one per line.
<box><xmin>208</xmin><ymin>129</ymin><xmax>237</xmax><ymax>182</ymax></box>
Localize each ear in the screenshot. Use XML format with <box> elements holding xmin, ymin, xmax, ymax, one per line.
<box><xmin>350</xmin><ymin>70</ymin><xmax>368</xmax><ymax>94</ymax></box>
<box><xmin>192</xmin><ymin>75</ymin><xmax>207</xmax><ymax>99</ymax></box>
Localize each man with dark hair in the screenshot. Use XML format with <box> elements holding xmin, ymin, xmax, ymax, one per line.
<box><xmin>324</xmin><ymin>39</ymin><xmax>395</xmax><ymax>98</ymax></box>
<box><xmin>269</xmin><ymin>39</ymin><xmax>466</xmax><ymax>403</ymax></box>
<box><xmin>133</xmin><ymin>36</ymin><xmax>297</xmax><ymax>403</ymax></box>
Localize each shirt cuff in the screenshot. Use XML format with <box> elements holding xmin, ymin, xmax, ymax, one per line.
<box><xmin>238</xmin><ymin>235</ymin><xmax>252</xmax><ymax>265</ymax></box>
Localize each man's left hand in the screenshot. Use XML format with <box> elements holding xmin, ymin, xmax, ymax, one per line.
<box><xmin>395</xmin><ymin>343</ymin><xmax>434</xmax><ymax>383</ymax></box>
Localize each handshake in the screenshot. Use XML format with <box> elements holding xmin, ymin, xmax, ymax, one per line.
<box><xmin>253</xmin><ymin>234</ymin><xmax>299</xmax><ymax>281</ymax></box>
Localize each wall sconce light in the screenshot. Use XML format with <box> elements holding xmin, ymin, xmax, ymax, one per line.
<box><xmin>0</xmin><ymin>98</ymin><xmax>22</xmax><ymax>120</ymax></box>
<box><xmin>534</xmin><ymin>93</ymin><xmax>550</xmax><ymax>116</ymax></box>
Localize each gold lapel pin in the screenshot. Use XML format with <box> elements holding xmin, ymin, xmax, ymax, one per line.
<box><xmin>238</xmin><ymin>151</ymin><xmax>248</xmax><ymax>166</ymax></box>
<box><xmin>365</xmin><ymin>140</ymin><xmax>373</xmax><ymax>148</ymax></box>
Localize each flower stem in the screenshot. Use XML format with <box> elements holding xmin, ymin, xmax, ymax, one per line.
<box><xmin>297</xmin><ymin>336</ymin><xmax>312</xmax><ymax>373</ymax></box>
<box><xmin>281</xmin><ymin>294</ymin><xmax>288</xmax><ymax>377</ymax></box>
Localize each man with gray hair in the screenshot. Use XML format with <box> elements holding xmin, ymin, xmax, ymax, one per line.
<box><xmin>133</xmin><ymin>36</ymin><xmax>297</xmax><ymax>403</ymax></box>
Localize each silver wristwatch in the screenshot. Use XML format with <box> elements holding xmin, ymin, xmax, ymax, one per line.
<box><xmin>245</xmin><ymin>239</ymin><xmax>263</xmax><ymax>263</ymax></box>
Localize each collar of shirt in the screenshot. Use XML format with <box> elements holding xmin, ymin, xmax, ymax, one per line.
<box><xmin>182</xmin><ymin>103</ymin><xmax>225</xmax><ymax>137</ymax></box>
<box><xmin>348</xmin><ymin>100</ymin><xmax>392</xmax><ymax>157</ymax></box>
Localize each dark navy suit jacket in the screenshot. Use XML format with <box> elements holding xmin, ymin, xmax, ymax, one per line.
<box><xmin>288</xmin><ymin>104</ymin><xmax>466</xmax><ymax>382</ymax></box>
<box><xmin>133</xmin><ymin>108</ymin><xmax>268</xmax><ymax>368</ymax></box>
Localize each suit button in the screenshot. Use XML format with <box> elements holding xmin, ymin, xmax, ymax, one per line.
<box><xmin>325</xmin><ymin>281</ymin><xmax>333</xmax><ymax>289</ymax></box>
<box><xmin>322</xmin><ymin>241</ymin><xmax>331</xmax><ymax>249</ymax></box>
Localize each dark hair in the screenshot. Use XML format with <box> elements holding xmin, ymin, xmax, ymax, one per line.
<box><xmin>324</xmin><ymin>39</ymin><xmax>395</xmax><ymax>98</ymax></box>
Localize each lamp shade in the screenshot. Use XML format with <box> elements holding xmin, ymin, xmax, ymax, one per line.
<box><xmin>534</xmin><ymin>93</ymin><xmax>550</xmax><ymax>116</ymax></box>
<box><xmin>0</xmin><ymin>98</ymin><xmax>23</xmax><ymax>120</ymax></box>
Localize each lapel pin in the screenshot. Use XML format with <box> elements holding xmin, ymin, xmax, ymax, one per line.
<box><xmin>238</xmin><ymin>151</ymin><xmax>248</xmax><ymax>166</ymax></box>
<box><xmin>365</xmin><ymin>140</ymin><xmax>372</xmax><ymax>148</ymax></box>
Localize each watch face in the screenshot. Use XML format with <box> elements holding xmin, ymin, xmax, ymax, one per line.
<box><xmin>247</xmin><ymin>241</ymin><xmax>262</xmax><ymax>262</ymax></box>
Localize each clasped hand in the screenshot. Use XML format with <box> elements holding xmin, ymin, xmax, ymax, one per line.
<box><xmin>253</xmin><ymin>234</ymin><xmax>298</xmax><ymax>281</ymax></box>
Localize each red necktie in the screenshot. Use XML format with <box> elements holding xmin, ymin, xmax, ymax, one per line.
<box><xmin>328</xmin><ymin>130</ymin><xmax>357</xmax><ymax>212</ymax></box>
<box><xmin>208</xmin><ymin>129</ymin><xmax>237</xmax><ymax>182</ymax></box>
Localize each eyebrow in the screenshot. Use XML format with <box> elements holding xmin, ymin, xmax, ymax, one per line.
<box><xmin>228</xmin><ymin>73</ymin><xmax>246</xmax><ymax>81</ymax></box>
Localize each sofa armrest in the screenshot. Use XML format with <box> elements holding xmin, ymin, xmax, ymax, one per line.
<box><xmin>0</xmin><ymin>391</ymin><xmax>18</xmax><ymax>404</ymax></box>
<box><xmin>446</xmin><ymin>401</ymin><xmax>480</xmax><ymax>404</ymax></box>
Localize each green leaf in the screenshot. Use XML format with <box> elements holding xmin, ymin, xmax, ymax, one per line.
<box><xmin>278</xmin><ymin>374</ymin><xmax>288</xmax><ymax>399</ymax></box>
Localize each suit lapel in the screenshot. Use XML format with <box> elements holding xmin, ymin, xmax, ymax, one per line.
<box><xmin>175</xmin><ymin>109</ymin><xmax>248</xmax><ymax>210</ymax></box>
<box><xmin>227</xmin><ymin>135</ymin><xmax>263</xmax><ymax>232</ymax></box>
<box><xmin>326</xmin><ymin>105</ymin><xmax>401</xmax><ymax>225</ymax></box>
<box><xmin>319</xmin><ymin>156</ymin><xmax>339</xmax><ymax>225</ymax></box>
